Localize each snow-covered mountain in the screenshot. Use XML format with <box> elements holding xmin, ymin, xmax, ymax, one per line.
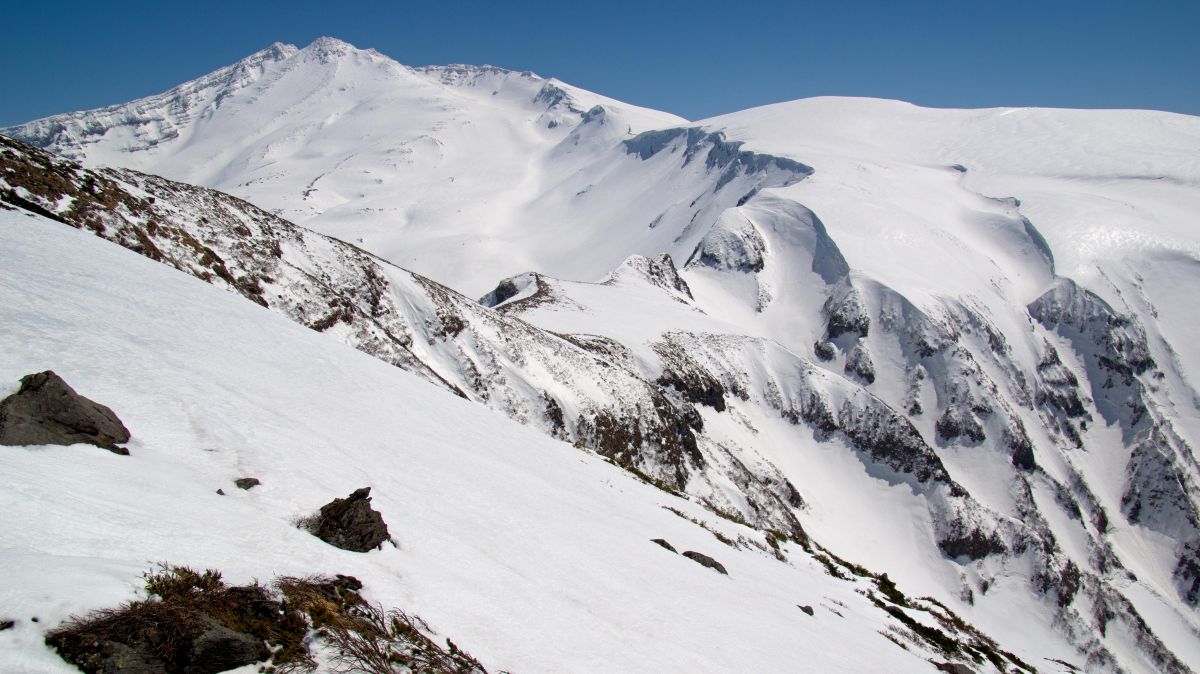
<box><xmin>3</xmin><ymin>36</ymin><xmax>686</xmax><ymax>295</ymax></box>
<box><xmin>5</xmin><ymin>36</ymin><xmax>1200</xmax><ymax>673</ymax></box>
<box><xmin>3</xmin><ymin>207</ymin><xmax>1044</xmax><ymax>673</ymax></box>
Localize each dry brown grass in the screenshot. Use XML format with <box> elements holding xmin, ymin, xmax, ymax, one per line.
<box><xmin>46</xmin><ymin>565</ymin><xmax>491</xmax><ymax>674</ymax></box>
<box><xmin>278</xmin><ymin>575</ymin><xmax>487</xmax><ymax>673</ymax></box>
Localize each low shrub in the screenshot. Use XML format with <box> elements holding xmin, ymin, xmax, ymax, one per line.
<box><xmin>46</xmin><ymin>565</ymin><xmax>489</xmax><ymax>674</ymax></box>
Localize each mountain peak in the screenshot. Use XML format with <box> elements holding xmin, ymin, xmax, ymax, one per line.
<box><xmin>303</xmin><ymin>35</ymin><xmax>355</xmax><ymax>53</ymax></box>
<box><xmin>296</xmin><ymin>36</ymin><xmax>384</xmax><ymax>64</ymax></box>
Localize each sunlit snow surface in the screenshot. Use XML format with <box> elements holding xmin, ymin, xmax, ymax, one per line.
<box><xmin>5</xmin><ymin>36</ymin><xmax>1200</xmax><ymax>673</ymax></box>
<box><xmin>0</xmin><ymin>211</ymin><xmax>962</xmax><ymax>673</ymax></box>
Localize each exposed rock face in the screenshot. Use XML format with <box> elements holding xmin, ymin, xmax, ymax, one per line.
<box><xmin>822</xmin><ymin>285</ymin><xmax>870</xmax><ymax>339</ymax></box>
<box><xmin>689</xmin><ymin>211</ymin><xmax>768</xmax><ymax>273</ymax></box>
<box><xmin>608</xmin><ymin>253</ymin><xmax>694</xmax><ymax>299</ymax></box>
<box><xmin>96</xmin><ymin>641</ymin><xmax>163</xmax><ymax>674</ymax></box>
<box><xmin>479</xmin><ymin>278</ymin><xmax>520</xmax><ymax>307</ymax></box>
<box><xmin>651</xmin><ymin>538</ymin><xmax>677</xmax><ymax>553</ymax></box>
<box><xmin>622</xmin><ymin>127</ymin><xmax>812</xmax><ymax>194</ymax></box>
<box><xmin>305</xmin><ymin>487</ymin><xmax>392</xmax><ymax>552</ymax></box>
<box><xmin>185</xmin><ymin>619</ymin><xmax>269</xmax><ymax>674</ymax></box>
<box><xmin>843</xmin><ymin>344</ymin><xmax>876</xmax><ymax>384</ymax></box>
<box><xmin>0</xmin><ymin>371</ymin><xmax>130</xmax><ymax>454</ymax></box>
<box><xmin>234</xmin><ymin>478</ymin><xmax>261</xmax><ymax>490</ymax></box>
<box><xmin>682</xmin><ymin>551</ymin><xmax>728</xmax><ymax>575</ymax></box>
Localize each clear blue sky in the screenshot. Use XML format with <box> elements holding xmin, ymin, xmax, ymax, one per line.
<box><xmin>3</xmin><ymin>0</ymin><xmax>1197</xmax><ymax>126</ymax></box>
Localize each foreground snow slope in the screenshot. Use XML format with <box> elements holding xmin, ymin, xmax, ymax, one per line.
<box><xmin>0</xmin><ymin>211</ymin><xmax>1038</xmax><ymax>673</ymax></box>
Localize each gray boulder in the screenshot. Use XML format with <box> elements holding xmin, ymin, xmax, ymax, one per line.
<box><xmin>0</xmin><ymin>371</ymin><xmax>131</xmax><ymax>454</ymax></box>
<box><xmin>183</xmin><ymin>618</ymin><xmax>269</xmax><ymax>674</ymax></box>
<box><xmin>682</xmin><ymin>550</ymin><xmax>728</xmax><ymax>575</ymax></box>
<box><xmin>98</xmin><ymin>641</ymin><xmax>162</xmax><ymax>674</ymax></box>
<box><xmin>651</xmin><ymin>538</ymin><xmax>677</xmax><ymax>553</ymax></box>
<box><xmin>305</xmin><ymin>487</ymin><xmax>392</xmax><ymax>552</ymax></box>
<box><xmin>933</xmin><ymin>663</ymin><xmax>975</xmax><ymax>674</ymax></box>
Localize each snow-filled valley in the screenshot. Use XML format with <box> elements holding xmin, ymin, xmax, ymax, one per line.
<box><xmin>3</xmin><ymin>35</ymin><xmax>1200</xmax><ymax>673</ymax></box>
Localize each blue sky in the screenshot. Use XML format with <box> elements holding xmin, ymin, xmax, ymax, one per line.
<box><xmin>2</xmin><ymin>0</ymin><xmax>1197</xmax><ymax>126</ymax></box>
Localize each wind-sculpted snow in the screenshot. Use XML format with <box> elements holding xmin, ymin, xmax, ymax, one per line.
<box><xmin>689</xmin><ymin>208</ymin><xmax>769</xmax><ymax>273</ymax></box>
<box><xmin>623</xmin><ymin>127</ymin><xmax>812</xmax><ymax>192</ymax></box>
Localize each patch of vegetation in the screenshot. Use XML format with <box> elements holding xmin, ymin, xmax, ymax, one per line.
<box><xmin>807</xmin><ymin>546</ymin><xmax>1035</xmax><ymax>674</ymax></box>
<box><xmin>868</xmin><ymin>592</ymin><xmax>963</xmax><ymax>658</ymax></box>
<box><xmin>810</xmin><ymin>552</ymin><xmax>849</xmax><ymax>580</ymax></box>
<box><xmin>603</xmin><ymin>456</ymin><xmax>685</xmax><ymax>497</ymax></box>
<box><xmin>763</xmin><ymin>529</ymin><xmax>790</xmax><ymax>561</ymax></box>
<box><xmin>812</xmin><ymin>543</ymin><xmax>874</xmax><ymax>580</ymax></box>
<box><xmin>45</xmin><ymin>565</ymin><xmax>490</xmax><ymax>674</ymax></box>
<box><xmin>699</xmin><ymin>500</ymin><xmax>754</xmax><ymax>528</ymax></box>
<box><xmin>880</xmin><ymin>627</ymin><xmax>912</xmax><ymax>651</ymax></box>
<box><xmin>662</xmin><ymin>506</ymin><xmax>737</xmax><ymax>548</ymax></box>
<box><xmin>46</xmin><ymin>565</ymin><xmax>285</xmax><ymax>673</ymax></box>
<box><xmin>278</xmin><ymin>575</ymin><xmax>487</xmax><ymax>673</ymax></box>
<box><xmin>1047</xmin><ymin>657</ymin><xmax>1082</xmax><ymax>672</ymax></box>
<box><xmin>911</xmin><ymin>596</ymin><xmax>1037</xmax><ymax>673</ymax></box>
<box><xmin>876</xmin><ymin>573</ymin><xmax>909</xmax><ymax>607</ymax></box>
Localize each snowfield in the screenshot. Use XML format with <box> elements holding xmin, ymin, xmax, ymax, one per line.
<box><xmin>0</xmin><ymin>210</ymin><xmax>989</xmax><ymax>673</ymax></box>
<box><xmin>4</xmin><ymin>35</ymin><xmax>1200</xmax><ymax>673</ymax></box>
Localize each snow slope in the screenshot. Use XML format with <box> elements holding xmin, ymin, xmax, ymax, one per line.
<box><xmin>1</xmin><ymin>37</ymin><xmax>686</xmax><ymax>295</ymax></box>
<box><xmin>0</xmin><ymin>135</ymin><xmax>812</xmax><ymax>542</ymax></box>
<box><xmin>492</xmin><ymin>253</ymin><xmax>1200</xmax><ymax>673</ymax></box>
<box><xmin>6</xmin><ymin>36</ymin><xmax>1200</xmax><ymax>673</ymax></box>
<box><xmin>0</xmin><ymin>210</ymin><xmax>1033</xmax><ymax>673</ymax></box>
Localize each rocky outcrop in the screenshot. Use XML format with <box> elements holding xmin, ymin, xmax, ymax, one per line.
<box><xmin>622</xmin><ymin>127</ymin><xmax>811</xmax><ymax>193</ymax></box>
<box><xmin>304</xmin><ymin>487</ymin><xmax>392</xmax><ymax>552</ymax></box>
<box><xmin>682</xmin><ymin>551</ymin><xmax>728</xmax><ymax>575</ymax></box>
<box><xmin>1028</xmin><ymin>278</ymin><xmax>1155</xmax><ymax>431</ymax></box>
<box><xmin>1030</xmin><ymin>278</ymin><xmax>1200</xmax><ymax>607</ymax></box>
<box><xmin>0</xmin><ymin>371</ymin><xmax>130</xmax><ymax>454</ymax></box>
<box><xmin>651</xmin><ymin>538</ymin><xmax>677</xmax><ymax>553</ymax></box>
<box><xmin>688</xmin><ymin>212</ymin><xmax>768</xmax><ymax>273</ymax></box>
<box><xmin>822</xmin><ymin>285</ymin><xmax>870</xmax><ymax>340</ymax></box>
<box><xmin>185</xmin><ymin>619</ymin><xmax>269</xmax><ymax>674</ymax></box>
<box><xmin>843</xmin><ymin>344</ymin><xmax>876</xmax><ymax>384</ymax></box>
<box><xmin>604</xmin><ymin>253</ymin><xmax>693</xmax><ymax>299</ymax></box>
